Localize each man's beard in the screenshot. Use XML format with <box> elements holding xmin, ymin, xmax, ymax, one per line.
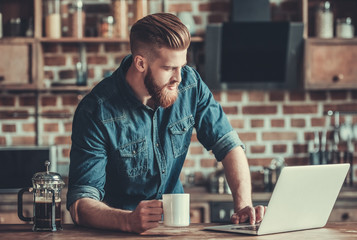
<box><xmin>144</xmin><ymin>67</ymin><xmax>179</xmax><ymax>108</ymax></box>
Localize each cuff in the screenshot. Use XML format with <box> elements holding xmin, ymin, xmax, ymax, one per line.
<box><xmin>66</xmin><ymin>185</ymin><xmax>102</xmax><ymax>210</ymax></box>
<box><xmin>212</xmin><ymin>131</ymin><xmax>245</xmax><ymax>161</ymax></box>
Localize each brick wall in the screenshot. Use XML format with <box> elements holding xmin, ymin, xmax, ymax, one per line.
<box><xmin>1</xmin><ymin>0</ymin><xmax>357</xmax><ymax>188</ymax></box>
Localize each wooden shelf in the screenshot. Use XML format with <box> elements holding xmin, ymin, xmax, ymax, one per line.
<box><xmin>0</xmin><ymin>37</ymin><xmax>35</xmax><ymax>44</ymax></box>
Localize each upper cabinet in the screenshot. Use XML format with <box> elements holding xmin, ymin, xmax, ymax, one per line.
<box><xmin>302</xmin><ymin>0</ymin><xmax>357</xmax><ymax>90</ymax></box>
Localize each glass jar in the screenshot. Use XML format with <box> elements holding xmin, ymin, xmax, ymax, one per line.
<box><xmin>44</xmin><ymin>0</ymin><xmax>61</xmax><ymax>38</ymax></box>
<box><xmin>315</xmin><ymin>1</ymin><xmax>333</xmax><ymax>38</ymax></box>
<box><xmin>336</xmin><ymin>17</ymin><xmax>354</xmax><ymax>38</ymax></box>
<box><xmin>98</xmin><ymin>16</ymin><xmax>114</xmax><ymax>38</ymax></box>
<box><xmin>69</xmin><ymin>0</ymin><xmax>85</xmax><ymax>38</ymax></box>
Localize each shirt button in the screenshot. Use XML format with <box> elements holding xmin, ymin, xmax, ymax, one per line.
<box><xmin>162</xmin><ymin>169</ymin><xmax>165</xmax><ymax>173</ymax></box>
<box><xmin>156</xmin><ymin>143</ymin><xmax>159</xmax><ymax>147</ymax></box>
<box><xmin>159</xmin><ymin>191</ymin><xmax>162</xmax><ymax>194</ymax></box>
<box><xmin>132</xmin><ymin>150</ymin><xmax>136</xmax><ymax>154</ymax></box>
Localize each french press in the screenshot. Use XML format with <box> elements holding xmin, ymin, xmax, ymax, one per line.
<box><xmin>18</xmin><ymin>161</ymin><xmax>65</xmax><ymax>231</ymax></box>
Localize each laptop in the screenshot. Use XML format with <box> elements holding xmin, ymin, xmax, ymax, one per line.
<box><xmin>204</xmin><ymin>164</ymin><xmax>350</xmax><ymax>235</ymax></box>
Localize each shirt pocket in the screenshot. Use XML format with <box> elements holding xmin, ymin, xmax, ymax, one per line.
<box><xmin>118</xmin><ymin>138</ymin><xmax>148</xmax><ymax>177</ymax></box>
<box><xmin>169</xmin><ymin>115</ymin><xmax>195</xmax><ymax>158</ymax></box>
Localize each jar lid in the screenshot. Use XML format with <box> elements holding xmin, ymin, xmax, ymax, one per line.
<box><xmin>32</xmin><ymin>161</ymin><xmax>65</xmax><ymax>189</ymax></box>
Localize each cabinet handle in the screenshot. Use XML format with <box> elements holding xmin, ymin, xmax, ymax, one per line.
<box><xmin>332</xmin><ymin>74</ymin><xmax>344</xmax><ymax>83</ymax></box>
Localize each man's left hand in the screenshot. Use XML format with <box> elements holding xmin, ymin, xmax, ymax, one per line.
<box><xmin>230</xmin><ymin>205</ymin><xmax>267</xmax><ymax>225</ymax></box>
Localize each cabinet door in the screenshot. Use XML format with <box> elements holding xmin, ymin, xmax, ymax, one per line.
<box><xmin>0</xmin><ymin>43</ymin><xmax>30</xmax><ymax>85</ymax></box>
<box><xmin>304</xmin><ymin>39</ymin><xmax>357</xmax><ymax>89</ymax></box>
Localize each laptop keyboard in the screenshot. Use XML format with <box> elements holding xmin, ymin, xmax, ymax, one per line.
<box><xmin>230</xmin><ymin>224</ymin><xmax>260</xmax><ymax>231</ymax></box>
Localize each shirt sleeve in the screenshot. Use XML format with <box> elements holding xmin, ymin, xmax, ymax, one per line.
<box><xmin>190</xmin><ymin>67</ymin><xmax>245</xmax><ymax>161</ymax></box>
<box><xmin>66</xmin><ymin>95</ymin><xmax>107</xmax><ymax>210</ymax></box>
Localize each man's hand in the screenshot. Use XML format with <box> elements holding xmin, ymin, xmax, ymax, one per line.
<box><xmin>231</xmin><ymin>205</ymin><xmax>267</xmax><ymax>225</ymax></box>
<box><xmin>127</xmin><ymin>200</ymin><xmax>163</xmax><ymax>233</ymax></box>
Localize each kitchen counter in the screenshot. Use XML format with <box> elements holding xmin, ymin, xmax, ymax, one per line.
<box><xmin>0</xmin><ymin>223</ymin><xmax>356</xmax><ymax>239</ymax></box>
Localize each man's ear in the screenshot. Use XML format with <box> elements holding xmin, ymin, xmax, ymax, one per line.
<box><xmin>133</xmin><ymin>55</ymin><xmax>146</xmax><ymax>73</ymax></box>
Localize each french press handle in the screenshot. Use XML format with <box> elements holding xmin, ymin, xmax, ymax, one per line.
<box><xmin>17</xmin><ymin>187</ymin><xmax>34</xmax><ymax>222</ymax></box>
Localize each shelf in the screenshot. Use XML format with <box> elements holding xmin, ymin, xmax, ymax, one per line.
<box><xmin>39</xmin><ymin>36</ymin><xmax>204</xmax><ymax>43</ymax></box>
<box><xmin>0</xmin><ymin>37</ymin><xmax>35</xmax><ymax>44</ymax></box>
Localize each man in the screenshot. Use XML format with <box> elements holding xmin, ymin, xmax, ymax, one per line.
<box><xmin>67</xmin><ymin>13</ymin><xmax>265</xmax><ymax>234</ymax></box>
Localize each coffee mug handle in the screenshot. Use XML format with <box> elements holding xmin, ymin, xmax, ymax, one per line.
<box><xmin>17</xmin><ymin>187</ymin><xmax>33</xmax><ymax>222</ymax></box>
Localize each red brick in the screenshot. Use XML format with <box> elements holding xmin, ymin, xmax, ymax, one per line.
<box><xmin>323</xmin><ymin>103</ymin><xmax>357</xmax><ymax>113</ymax></box>
<box><xmin>262</xmin><ymin>132</ymin><xmax>297</xmax><ymax>141</ymax></box>
<box><xmin>289</xmin><ymin>91</ymin><xmax>306</xmax><ymax>101</ymax></box>
<box><xmin>199</xmin><ymin>2</ymin><xmax>230</xmax><ymax>12</ymax></box>
<box><xmin>54</xmin><ymin>136</ymin><xmax>71</xmax><ymax>145</ymax></box>
<box><xmin>169</xmin><ymin>3</ymin><xmax>192</xmax><ymax>12</ymax></box>
<box><xmin>42</xmin><ymin>110</ymin><xmax>72</xmax><ymax>119</ymax></box>
<box><xmin>284</xmin><ymin>156</ymin><xmax>309</xmax><ymax>166</ymax></box>
<box><xmin>12</xmin><ymin>136</ymin><xmax>36</xmax><ymax>145</ymax></box>
<box><xmin>183</xmin><ymin>159</ymin><xmax>195</xmax><ymax>168</ymax></box>
<box><xmin>271</xmin><ymin>119</ymin><xmax>285</xmax><ymax>128</ymax></box>
<box><xmin>212</xmin><ymin>91</ymin><xmax>221</xmax><ymax>102</ymax></box>
<box><xmin>291</xmin><ymin>118</ymin><xmax>306</xmax><ymax>128</ymax></box>
<box><xmin>59</xmin><ymin>70</ymin><xmax>75</xmax><ymax>79</ymax></box>
<box><xmin>62</xmin><ymin>148</ymin><xmax>71</xmax><ymax>158</ymax></box>
<box><xmin>104</xmin><ymin>43</ymin><xmax>121</xmax><ymax>52</ymax></box>
<box><xmin>248</xmin><ymin>158</ymin><xmax>273</xmax><ymax>166</ymax></box>
<box><xmin>190</xmin><ymin>146</ymin><xmax>203</xmax><ymax>155</ymax></box>
<box><xmin>283</xmin><ymin>105</ymin><xmax>317</xmax><ymax>114</ymax></box>
<box><xmin>251</xmin><ymin>119</ymin><xmax>264</xmax><ymax>128</ymax></box>
<box><xmin>42</xmin><ymin>43</ymin><xmax>59</xmax><ymax>53</ymax></box>
<box><xmin>2</xmin><ymin>124</ymin><xmax>16</xmax><ymax>132</ymax></box>
<box><xmin>230</xmin><ymin>119</ymin><xmax>244</xmax><ymax>128</ymax></box>
<box><xmin>44</xmin><ymin>70</ymin><xmax>54</xmax><ymax>80</ymax></box>
<box><xmin>200</xmin><ymin>158</ymin><xmax>216</xmax><ymax>168</ymax></box>
<box><xmin>269</xmin><ymin>91</ymin><xmax>285</xmax><ymax>101</ymax></box>
<box><xmin>44</xmin><ymin>123</ymin><xmax>59</xmax><ymax>132</ymax></box>
<box><xmin>248</xmin><ymin>91</ymin><xmax>265</xmax><ymax>102</ymax></box>
<box><xmin>273</xmin><ymin>144</ymin><xmax>287</xmax><ymax>153</ymax></box>
<box><xmin>293</xmin><ymin>144</ymin><xmax>308</xmax><ymax>154</ymax></box>
<box><xmin>250</xmin><ymin>145</ymin><xmax>266</xmax><ymax>154</ymax></box>
<box><xmin>62</xmin><ymin>95</ymin><xmax>80</xmax><ymax>106</ymax></box>
<box><xmin>86</xmin><ymin>43</ymin><xmax>100</xmax><ymax>53</ymax></box>
<box><xmin>0</xmin><ymin>111</ymin><xmax>29</xmax><ymax>119</ymax></box>
<box><xmin>64</xmin><ymin>122</ymin><xmax>72</xmax><ymax>132</ymax></box>
<box><xmin>41</xmin><ymin>96</ymin><xmax>57</xmax><ymax>106</ymax></box>
<box><xmin>238</xmin><ymin>132</ymin><xmax>257</xmax><ymax>142</ymax></box>
<box><xmin>62</xmin><ymin>44</ymin><xmax>78</xmax><ymax>53</ymax></box>
<box><xmin>311</xmin><ymin>117</ymin><xmax>325</xmax><ymax>127</ymax></box>
<box><xmin>330</xmin><ymin>90</ymin><xmax>348</xmax><ymax>100</ymax></box>
<box><xmin>208</xmin><ymin>14</ymin><xmax>227</xmax><ymax>23</ymax></box>
<box><xmin>242</xmin><ymin>106</ymin><xmax>277</xmax><ymax>115</ymax></box>
<box><xmin>227</xmin><ymin>91</ymin><xmax>243</xmax><ymax>101</ymax></box>
<box><xmin>22</xmin><ymin>123</ymin><xmax>35</xmax><ymax>132</ymax></box>
<box><xmin>44</xmin><ymin>56</ymin><xmax>66</xmax><ymax>66</ymax></box>
<box><xmin>310</xmin><ymin>91</ymin><xmax>327</xmax><ymax>101</ymax></box>
<box><xmin>222</xmin><ymin>106</ymin><xmax>238</xmax><ymax>115</ymax></box>
<box><xmin>0</xmin><ymin>96</ymin><xmax>15</xmax><ymax>106</ymax></box>
<box><xmin>0</xmin><ymin>137</ymin><xmax>6</xmax><ymax>145</ymax></box>
<box><xmin>19</xmin><ymin>96</ymin><xmax>36</xmax><ymax>106</ymax></box>
<box><xmin>87</xmin><ymin>56</ymin><xmax>107</xmax><ymax>65</ymax></box>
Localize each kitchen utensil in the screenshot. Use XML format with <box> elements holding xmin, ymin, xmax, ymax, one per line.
<box><xmin>320</xmin><ymin>130</ymin><xmax>328</xmax><ymax>164</ymax></box>
<box><xmin>331</xmin><ymin>112</ymin><xmax>341</xmax><ymax>164</ymax></box>
<box><xmin>18</xmin><ymin>161</ymin><xmax>64</xmax><ymax>231</ymax></box>
<box><xmin>309</xmin><ymin>131</ymin><xmax>320</xmax><ymax>165</ymax></box>
<box><xmin>353</xmin><ymin>123</ymin><xmax>357</xmax><ymax>140</ymax></box>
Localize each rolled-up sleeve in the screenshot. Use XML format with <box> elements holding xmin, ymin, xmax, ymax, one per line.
<box><xmin>191</xmin><ymin>67</ymin><xmax>244</xmax><ymax>161</ymax></box>
<box><xmin>66</xmin><ymin>95</ymin><xmax>107</xmax><ymax>210</ymax></box>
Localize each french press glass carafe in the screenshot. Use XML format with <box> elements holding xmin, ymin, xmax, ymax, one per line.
<box><xmin>18</xmin><ymin>161</ymin><xmax>65</xmax><ymax>231</ymax></box>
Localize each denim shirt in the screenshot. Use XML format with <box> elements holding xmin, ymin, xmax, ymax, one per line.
<box><xmin>67</xmin><ymin>55</ymin><xmax>244</xmax><ymax>211</ymax></box>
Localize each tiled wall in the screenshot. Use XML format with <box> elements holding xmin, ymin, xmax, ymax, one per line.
<box><xmin>1</xmin><ymin>0</ymin><xmax>357</xmax><ymax>187</ymax></box>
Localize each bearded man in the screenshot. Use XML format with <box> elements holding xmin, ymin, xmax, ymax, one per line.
<box><xmin>67</xmin><ymin>13</ymin><xmax>265</xmax><ymax>234</ymax></box>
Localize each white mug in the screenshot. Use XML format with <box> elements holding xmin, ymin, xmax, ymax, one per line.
<box><xmin>162</xmin><ymin>193</ymin><xmax>190</xmax><ymax>227</ymax></box>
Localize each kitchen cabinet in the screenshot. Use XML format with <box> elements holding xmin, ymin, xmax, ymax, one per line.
<box><xmin>302</xmin><ymin>0</ymin><xmax>357</xmax><ymax>90</ymax></box>
<box><xmin>0</xmin><ymin>0</ymin><xmax>203</xmax><ymax>92</ymax></box>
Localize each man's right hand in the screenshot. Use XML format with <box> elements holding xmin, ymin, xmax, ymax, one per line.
<box><xmin>126</xmin><ymin>200</ymin><xmax>163</xmax><ymax>233</ymax></box>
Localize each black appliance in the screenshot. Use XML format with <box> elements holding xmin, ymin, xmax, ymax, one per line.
<box><xmin>204</xmin><ymin>22</ymin><xmax>304</xmax><ymax>90</ymax></box>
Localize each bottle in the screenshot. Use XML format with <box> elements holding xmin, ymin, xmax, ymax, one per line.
<box><xmin>98</xmin><ymin>16</ymin><xmax>114</xmax><ymax>38</ymax></box>
<box><xmin>336</xmin><ymin>17</ymin><xmax>354</xmax><ymax>38</ymax></box>
<box><xmin>44</xmin><ymin>0</ymin><xmax>61</xmax><ymax>38</ymax></box>
<box><xmin>315</xmin><ymin>1</ymin><xmax>333</xmax><ymax>38</ymax></box>
<box><xmin>69</xmin><ymin>0</ymin><xmax>85</xmax><ymax>38</ymax></box>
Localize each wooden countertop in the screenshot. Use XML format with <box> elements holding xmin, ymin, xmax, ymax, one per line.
<box><xmin>0</xmin><ymin>223</ymin><xmax>356</xmax><ymax>239</ymax></box>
